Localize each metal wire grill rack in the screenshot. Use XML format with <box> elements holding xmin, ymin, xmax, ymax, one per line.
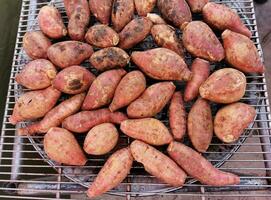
<box><xmin>0</xmin><ymin>0</ymin><xmax>271</xmax><ymax>199</ymax></box>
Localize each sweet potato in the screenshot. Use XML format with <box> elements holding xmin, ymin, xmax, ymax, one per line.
<box><xmin>169</xmin><ymin>92</ymin><xmax>186</xmax><ymax>141</ymax></box>
<box><xmin>214</xmin><ymin>102</ymin><xmax>256</xmax><ymax>143</ymax></box>
<box><xmin>118</xmin><ymin>17</ymin><xmax>153</xmax><ymax>49</ymax></box>
<box><xmin>203</xmin><ymin>2</ymin><xmax>251</xmax><ymax>38</ymax></box>
<box><xmin>167</xmin><ymin>141</ymin><xmax>240</xmax><ymax>186</ymax></box>
<box><xmin>134</xmin><ymin>0</ymin><xmax>156</xmax><ymax>16</ymax></box>
<box><xmin>62</xmin><ymin>108</ymin><xmax>127</xmax><ymax>133</ymax></box>
<box><xmin>89</xmin><ymin>0</ymin><xmax>113</xmax><ymax>24</ymax></box>
<box><xmin>186</xmin><ymin>0</ymin><xmax>208</xmax><ymax>13</ymax></box>
<box><xmin>15</xmin><ymin>59</ymin><xmax>57</xmax><ymax>90</ymax></box>
<box><xmin>84</xmin><ymin>123</ymin><xmax>118</xmax><ymax>155</ymax></box>
<box><xmin>18</xmin><ymin>93</ymin><xmax>85</xmax><ymax>136</ymax></box>
<box><xmin>9</xmin><ymin>86</ymin><xmax>61</xmax><ymax>125</ymax></box>
<box><xmin>47</xmin><ymin>41</ymin><xmax>93</xmax><ymax>69</ymax></box>
<box><xmin>85</xmin><ymin>25</ymin><xmax>119</xmax><ymax>48</ymax></box>
<box><xmin>199</xmin><ymin>68</ymin><xmax>246</xmax><ymax>103</ymax></box>
<box><xmin>146</xmin><ymin>13</ymin><xmax>166</xmax><ymax>24</ymax></box>
<box><xmin>109</xmin><ymin>70</ymin><xmax>146</xmax><ymax>112</ymax></box>
<box><xmin>89</xmin><ymin>47</ymin><xmax>129</xmax><ymax>71</ymax></box>
<box><xmin>182</xmin><ymin>21</ymin><xmax>225</xmax><ymax>62</ymax></box>
<box><xmin>23</xmin><ymin>31</ymin><xmax>51</xmax><ymax>59</ymax></box>
<box><xmin>157</xmin><ymin>0</ymin><xmax>191</xmax><ymax>27</ymax></box>
<box><xmin>130</xmin><ymin>140</ymin><xmax>187</xmax><ymax>187</ymax></box>
<box><xmin>121</xmin><ymin>118</ymin><xmax>173</xmax><ymax>145</ymax></box>
<box><xmin>222</xmin><ymin>29</ymin><xmax>264</xmax><ymax>73</ymax></box>
<box><xmin>44</xmin><ymin>127</ymin><xmax>87</xmax><ymax>166</ymax></box>
<box><xmin>131</xmin><ymin>48</ymin><xmax>192</xmax><ymax>81</ymax></box>
<box><xmin>38</xmin><ymin>5</ymin><xmax>67</xmax><ymax>39</ymax></box>
<box><xmin>127</xmin><ymin>82</ymin><xmax>175</xmax><ymax>118</ymax></box>
<box><xmin>184</xmin><ymin>58</ymin><xmax>210</xmax><ymax>102</ymax></box>
<box><xmin>64</xmin><ymin>0</ymin><xmax>88</xmax><ymax>18</ymax></box>
<box><xmin>111</xmin><ymin>0</ymin><xmax>134</xmax><ymax>32</ymax></box>
<box><xmin>188</xmin><ymin>98</ymin><xmax>213</xmax><ymax>152</ymax></box>
<box><xmin>52</xmin><ymin>65</ymin><xmax>95</xmax><ymax>94</ymax></box>
<box><xmin>82</xmin><ymin>69</ymin><xmax>126</xmax><ymax>110</ymax></box>
<box><xmin>151</xmin><ymin>24</ymin><xmax>184</xmax><ymax>57</ymax></box>
<box><xmin>87</xmin><ymin>148</ymin><xmax>133</xmax><ymax>198</ymax></box>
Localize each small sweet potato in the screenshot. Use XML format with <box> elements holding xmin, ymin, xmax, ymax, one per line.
<box><xmin>127</xmin><ymin>82</ymin><xmax>175</xmax><ymax>118</ymax></box>
<box><xmin>38</xmin><ymin>5</ymin><xmax>67</xmax><ymax>39</ymax></box>
<box><xmin>131</xmin><ymin>48</ymin><xmax>192</xmax><ymax>81</ymax></box>
<box><xmin>90</xmin><ymin>47</ymin><xmax>129</xmax><ymax>71</ymax></box>
<box><xmin>167</xmin><ymin>141</ymin><xmax>240</xmax><ymax>186</ymax></box>
<box><xmin>199</xmin><ymin>68</ymin><xmax>246</xmax><ymax>103</ymax></box>
<box><xmin>44</xmin><ymin>127</ymin><xmax>87</xmax><ymax>166</ymax></box>
<box><xmin>186</xmin><ymin>0</ymin><xmax>208</xmax><ymax>13</ymax></box>
<box><xmin>130</xmin><ymin>140</ymin><xmax>187</xmax><ymax>187</ymax></box>
<box><xmin>15</xmin><ymin>59</ymin><xmax>57</xmax><ymax>90</ymax></box>
<box><xmin>134</xmin><ymin>0</ymin><xmax>157</xmax><ymax>16</ymax></box>
<box><xmin>9</xmin><ymin>86</ymin><xmax>61</xmax><ymax>125</ymax></box>
<box><xmin>121</xmin><ymin>118</ymin><xmax>173</xmax><ymax>145</ymax></box>
<box><xmin>23</xmin><ymin>31</ymin><xmax>51</xmax><ymax>59</ymax></box>
<box><xmin>89</xmin><ymin>0</ymin><xmax>113</xmax><ymax>24</ymax></box>
<box><xmin>188</xmin><ymin>98</ymin><xmax>213</xmax><ymax>152</ymax></box>
<box><xmin>109</xmin><ymin>70</ymin><xmax>146</xmax><ymax>112</ymax></box>
<box><xmin>146</xmin><ymin>13</ymin><xmax>166</xmax><ymax>24</ymax></box>
<box><xmin>87</xmin><ymin>148</ymin><xmax>133</xmax><ymax>198</ymax></box>
<box><xmin>84</xmin><ymin>123</ymin><xmax>118</xmax><ymax>155</ymax></box>
<box><xmin>52</xmin><ymin>65</ymin><xmax>95</xmax><ymax>94</ymax></box>
<box><xmin>82</xmin><ymin>69</ymin><xmax>126</xmax><ymax>110</ymax></box>
<box><xmin>47</xmin><ymin>41</ymin><xmax>93</xmax><ymax>69</ymax></box>
<box><xmin>214</xmin><ymin>102</ymin><xmax>256</xmax><ymax>143</ymax></box>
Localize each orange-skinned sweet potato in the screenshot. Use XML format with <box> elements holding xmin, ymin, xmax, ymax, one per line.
<box><xmin>187</xmin><ymin>0</ymin><xmax>208</xmax><ymax>13</ymax></box>
<box><xmin>134</xmin><ymin>0</ymin><xmax>156</xmax><ymax>16</ymax></box>
<box><xmin>146</xmin><ymin>13</ymin><xmax>166</xmax><ymax>24</ymax></box>
<box><xmin>89</xmin><ymin>0</ymin><xmax>113</xmax><ymax>24</ymax></box>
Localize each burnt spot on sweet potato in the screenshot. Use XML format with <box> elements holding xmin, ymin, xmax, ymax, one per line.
<box><xmin>68</xmin><ymin>79</ymin><xmax>83</xmax><ymax>90</ymax></box>
<box><xmin>112</xmin><ymin>0</ymin><xmax>121</xmax><ymax>15</ymax></box>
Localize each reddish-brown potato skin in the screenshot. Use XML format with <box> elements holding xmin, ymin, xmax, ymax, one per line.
<box><xmin>9</xmin><ymin>86</ymin><xmax>61</xmax><ymax>125</ymax></box>
<box><xmin>167</xmin><ymin>141</ymin><xmax>240</xmax><ymax>186</ymax></box>
<box><xmin>203</xmin><ymin>2</ymin><xmax>251</xmax><ymax>38</ymax></box>
<box><xmin>182</xmin><ymin>21</ymin><xmax>225</xmax><ymax>62</ymax></box>
<box><xmin>157</xmin><ymin>0</ymin><xmax>192</xmax><ymax>27</ymax></box>
<box><xmin>15</xmin><ymin>59</ymin><xmax>57</xmax><ymax>90</ymax></box>
<box><xmin>85</xmin><ymin>25</ymin><xmax>119</xmax><ymax>48</ymax></box>
<box><xmin>131</xmin><ymin>48</ymin><xmax>192</xmax><ymax>81</ymax></box>
<box><xmin>111</xmin><ymin>0</ymin><xmax>135</xmax><ymax>32</ymax></box>
<box><xmin>18</xmin><ymin>93</ymin><xmax>85</xmax><ymax>136</ymax></box>
<box><xmin>109</xmin><ymin>71</ymin><xmax>146</xmax><ymax>112</ymax></box>
<box><xmin>214</xmin><ymin>103</ymin><xmax>256</xmax><ymax>143</ymax></box>
<box><xmin>187</xmin><ymin>0</ymin><xmax>208</xmax><ymax>13</ymax></box>
<box><xmin>169</xmin><ymin>92</ymin><xmax>186</xmax><ymax>141</ymax></box>
<box><xmin>90</xmin><ymin>47</ymin><xmax>130</xmax><ymax>71</ymax></box>
<box><xmin>222</xmin><ymin>30</ymin><xmax>264</xmax><ymax>73</ymax></box>
<box><xmin>52</xmin><ymin>66</ymin><xmax>95</xmax><ymax>94</ymax></box>
<box><xmin>44</xmin><ymin>127</ymin><xmax>87</xmax><ymax>166</ymax></box>
<box><xmin>87</xmin><ymin>148</ymin><xmax>133</xmax><ymax>198</ymax></box>
<box><xmin>62</xmin><ymin>108</ymin><xmax>128</xmax><ymax>133</ymax></box>
<box><xmin>199</xmin><ymin>68</ymin><xmax>246</xmax><ymax>104</ymax></box>
<box><xmin>127</xmin><ymin>82</ymin><xmax>175</xmax><ymax>118</ymax></box>
<box><xmin>89</xmin><ymin>0</ymin><xmax>113</xmax><ymax>25</ymax></box>
<box><xmin>64</xmin><ymin>0</ymin><xmax>86</xmax><ymax>18</ymax></box>
<box><xmin>147</xmin><ymin>13</ymin><xmax>166</xmax><ymax>24</ymax></box>
<box><xmin>184</xmin><ymin>58</ymin><xmax>210</xmax><ymax>102</ymax></box>
<box><xmin>130</xmin><ymin>140</ymin><xmax>187</xmax><ymax>187</ymax></box>
<box><xmin>47</xmin><ymin>41</ymin><xmax>94</xmax><ymax>69</ymax></box>
<box><xmin>23</xmin><ymin>31</ymin><xmax>52</xmax><ymax>59</ymax></box>
<box><xmin>38</xmin><ymin>5</ymin><xmax>67</xmax><ymax>39</ymax></box>
<box><xmin>134</xmin><ymin>0</ymin><xmax>157</xmax><ymax>16</ymax></box>
<box><xmin>188</xmin><ymin>98</ymin><xmax>213</xmax><ymax>153</ymax></box>
<box><xmin>151</xmin><ymin>24</ymin><xmax>184</xmax><ymax>57</ymax></box>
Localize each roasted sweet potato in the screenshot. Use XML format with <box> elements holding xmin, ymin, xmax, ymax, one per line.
<box><xmin>52</xmin><ymin>65</ymin><xmax>95</xmax><ymax>94</ymax></box>
<box><xmin>167</xmin><ymin>141</ymin><xmax>240</xmax><ymax>186</ymax></box>
<box><xmin>15</xmin><ymin>59</ymin><xmax>57</xmax><ymax>90</ymax></box>
<box><xmin>38</xmin><ymin>5</ymin><xmax>67</xmax><ymax>39</ymax></box>
<box><xmin>199</xmin><ymin>68</ymin><xmax>246</xmax><ymax>103</ymax></box>
<box><xmin>187</xmin><ymin>0</ymin><xmax>208</xmax><ymax>13</ymax></box>
<box><xmin>18</xmin><ymin>93</ymin><xmax>85</xmax><ymax>135</ymax></box>
<box><xmin>214</xmin><ymin>102</ymin><xmax>256</xmax><ymax>143</ymax></box>
<box><xmin>130</xmin><ymin>140</ymin><xmax>187</xmax><ymax>187</ymax></box>
<box><xmin>127</xmin><ymin>82</ymin><xmax>175</xmax><ymax>118</ymax></box>
<box><xmin>9</xmin><ymin>86</ymin><xmax>61</xmax><ymax>125</ymax></box>
<box><xmin>222</xmin><ymin>29</ymin><xmax>264</xmax><ymax>73</ymax></box>
<box><xmin>87</xmin><ymin>148</ymin><xmax>133</xmax><ymax>198</ymax></box>
<box><xmin>182</xmin><ymin>21</ymin><xmax>225</xmax><ymax>62</ymax></box>
<box><xmin>84</xmin><ymin>123</ymin><xmax>118</xmax><ymax>155</ymax></box>
<box><xmin>131</xmin><ymin>48</ymin><xmax>191</xmax><ymax>81</ymax></box>
<box><xmin>89</xmin><ymin>0</ymin><xmax>113</xmax><ymax>24</ymax></box>
<box><xmin>44</xmin><ymin>127</ymin><xmax>87</xmax><ymax>166</ymax></box>
<box><xmin>146</xmin><ymin>13</ymin><xmax>166</xmax><ymax>24</ymax></box>
<box><xmin>89</xmin><ymin>47</ymin><xmax>130</xmax><ymax>71</ymax></box>
<box><xmin>47</xmin><ymin>41</ymin><xmax>93</xmax><ymax>69</ymax></box>
<box><xmin>134</xmin><ymin>0</ymin><xmax>156</xmax><ymax>16</ymax></box>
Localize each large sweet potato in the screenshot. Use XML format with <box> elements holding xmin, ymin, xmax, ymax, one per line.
<box><xmin>89</xmin><ymin>0</ymin><xmax>113</xmax><ymax>24</ymax></box>
<box><xmin>187</xmin><ymin>0</ymin><xmax>208</xmax><ymax>13</ymax></box>
<box><xmin>134</xmin><ymin>0</ymin><xmax>156</xmax><ymax>16</ymax></box>
<box><xmin>146</xmin><ymin>13</ymin><xmax>166</xmax><ymax>24</ymax></box>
